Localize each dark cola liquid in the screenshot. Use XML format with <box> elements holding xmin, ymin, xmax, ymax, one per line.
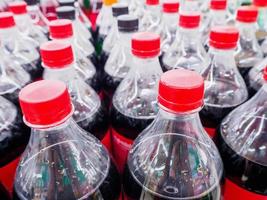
<box><xmin>99</xmin><ymin>50</ymin><xmax>110</xmax><ymax>74</ymax></box>
<box><xmin>85</xmin><ymin>72</ymin><xmax>101</xmax><ymax>94</ymax></box>
<box><xmin>21</xmin><ymin>59</ymin><xmax>43</xmax><ymax>81</ymax></box>
<box><xmin>216</xmin><ymin>130</ymin><xmax>267</xmax><ymax>196</ymax></box>
<box><xmin>77</xmin><ymin>102</ymin><xmax>109</xmax><ymax>141</ymax></box>
<box><xmin>0</xmin><ymin>111</ymin><xmax>30</xmax><ymax>167</ymax></box>
<box><xmin>110</xmin><ymin>105</ymin><xmax>154</xmax><ymax>141</ymax></box>
<box><xmin>13</xmin><ymin>160</ymin><xmax>121</xmax><ymax>200</ymax></box>
<box><xmin>200</xmin><ymin>104</ymin><xmax>238</xmax><ymax>129</ymax></box>
<box><xmin>0</xmin><ymin>182</ymin><xmax>10</xmax><ymax>200</ymax></box>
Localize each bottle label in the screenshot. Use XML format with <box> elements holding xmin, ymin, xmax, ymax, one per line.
<box><xmin>101</xmin><ymin>130</ymin><xmax>112</xmax><ymax>154</ymax></box>
<box><xmin>204</xmin><ymin>127</ymin><xmax>216</xmax><ymax>139</ymax></box>
<box><xmin>111</xmin><ymin>128</ymin><xmax>133</xmax><ymax>173</ymax></box>
<box><xmin>224</xmin><ymin>178</ymin><xmax>267</xmax><ymax>200</ymax></box>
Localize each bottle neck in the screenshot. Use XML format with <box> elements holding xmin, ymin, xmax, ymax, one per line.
<box><xmin>179</xmin><ymin>27</ymin><xmax>201</xmax><ymax>47</ymax></box>
<box><xmin>53</xmin><ymin>36</ymin><xmax>74</xmax><ymax>46</ymax></box>
<box><xmin>118</xmin><ymin>31</ymin><xmax>133</xmax><ymax>49</ymax></box>
<box><xmin>210</xmin><ymin>9</ymin><xmax>227</xmax><ymax>26</ymax></box>
<box><xmin>132</xmin><ymin>55</ymin><xmax>162</xmax><ymax>75</ymax></box>
<box><xmin>237</xmin><ymin>21</ymin><xmax>258</xmax><ymax>43</ymax></box>
<box><xmin>163</xmin><ymin>12</ymin><xmax>179</xmax><ymax>33</ymax></box>
<box><xmin>147</xmin><ymin>4</ymin><xmax>161</xmax><ymax>17</ymax></box>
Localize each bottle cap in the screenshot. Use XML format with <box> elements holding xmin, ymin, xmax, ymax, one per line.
<box><xmin>103</xmin><ymin>0</ymin><xmax>117</xmax><ymax>6</ymax></box>
<box><xmin>40</xmin><ymin>41</ymin><xmax>74</xmax><ymax>68</ymax></box>
<box><xmin>56</xmin><ymin>6</ymin><xmax>75</xmax><ymax>20</ymax></box>
<box><xmin>210</xmin><ymin>0</ymin><xmax>227</xmax><ymax>10</ymax></box>
<box><xmin>146</xmin><ymin>0</ymin><xmax>159</xmax><ymax>5</ymax></box>
<box><xmin>209</xmin><ymin>26</ymin><xmax>239</xmax><ymax>49</ymax></box>
<box><xmin>253</xmin><ymin>0</ymin><xmax>267</xmax><ymax>7</ymax></box>
<box><xmin>158</xmin><ymin>69</ymin><xmax>204</xmax><ymax>112</ymax></box>
<box><xmin>25</xmin><ymin>0</ymin><xmax>38</xmax><ymax>6</ymax></box>
<box><xmin>237</xmin><ymin>6</ymin><xmax>258</xmax><ymax>23</ymax></box>
<box><xmin>58</xmin><ymin>0</ymin><xmax>75</xmax><ymax>7</ymax></box>
<box><xmin>163</xmin><ymin>1</ymin><xmax>179</xmax><ymax>13</ymax></box>
<box><xmin>118</xmin><ymin>14</ymin><xmax>138</xmax><ymax>32</ymax></box>
<box><xmin>264</xmin><ymin>66</ymin><xmax>267</xmax><ymax>81</ymax></box>
<box><xmin>112</xmin><ymin>3</ymin><xmax>128</xmax><ymax>17</ymax></box>
<box><xmin>19</xmin><ymin>80</ymin><xmax>73</xmax><ymax>127</ymax></box>
<box><xmin>9</xmin><ymin>1</ymin><xmax>27</xmax><ymax>15</ymax></box>
<box><xmin>132</xmin><ymin>32</ymin><xmax>160</xmax><ymax>58</ymax></box>
<box><xmin>179</xmin><ymin>11</ymin><xmax>200</xmax><ymax>28</ymax></box>
<box><xmin>49</xmin><ymin>19</ymin><xmax>73</xmax><ymax>39</ymax></box>
<box><xmin>0</xmin><ymin>12</ymin><xmax>15</xmax><ymax>29</ymax></box>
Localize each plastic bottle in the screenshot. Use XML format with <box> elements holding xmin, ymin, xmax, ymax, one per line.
<box><xmin>40</xmin><ymin>41</ymin><xmax>111</xmax><ymax>151</ymax></box>
<box><xmin>49</xmin><ymin>19</ymin><xmax>100</xmax><ymax>93</ymax></box>
<box><xmin>124</xmin><ymin>68</ymin><xmax>224</xmax><ymax>200</ymax></box>
<box><xmin>8</xmin><ymin>1</ymin><xmax>48</xmax><ymax>46</ymax></box>
<box><xmin>13</xmin><ymin>80</ymin><xmax>121</xmax><ymax>200</ymax></box>
<box><xmin>0</xmin><ymin>12</ymin><xmax>42</xmax><ymax>81</ymax></box>
<box><xmin>253</xmin><ymin>0</ymin><xmax>267</xmax><ymax>41</ymax></box>
<box><xmin>102</xmin><ymin>14</ymin><xmax>138</xmax><ymax>104</ymax></box>
<box><xmin>128</xmin><ymin>0</ymin><xmax>145</xmax><ymax>20</ymax></box>
<box><xmin>110</xmin><ymin>32</ymin><xmax>162</xmax><ymax>172</ymax></box>
<box><xmin>162</xmin><ymin>11</ymin><xmax>209</xmax><ymax>73</ymax></box>
<box><xmin>40</xmin><ymin>0</ymin><xmax>58</xmax><ymax>21</ymax></box>
<box><xmin>235</xmin><ymin>5</ymin><xmax>263</xmax><ymax>82</ymax></box>
<box><xmin>216</xmin><ymin>66</ymin><xmax>267</xmax><ymax>200</ymax></box>
<box><xmin>200</xmin><ymin>26</ymin><xmax>248</xmax><ymax>138</ymax></box>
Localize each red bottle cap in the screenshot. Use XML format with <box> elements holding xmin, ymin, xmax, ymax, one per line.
<box><xmin>132</xmin><ymin>32</ymin><xmax>160</xmax><ymax>58</ymax></box>
<box><xmin>146</xmin><ymin>0</ymin><xmax>159</xmax><ymax>5</ymax></box>
<box><xmin>40</xmin><ymin>41</ymin><xmax>74</xmax><ymax>68</ymax></box>
<box><xmin>237</xmin><ymin>6</ymin><xmax>258</xmax><ymax>23</ymax></box>
<box><xmin>158</xmin><ymin>69</ymin><xmax>204</xmax><ymax>113</ymax></box>
<box><xmin>209</xmin><ymin>26</ymin><xmax>239</xmax><ymax>49</ymax></box>
<box><xmin>163</xmin><ymin>1</ymin><xmax>179</xmax><ymax>13</ymax></box>
<box><xmin>9</xmin><ymin>1</ymin><xmax>27</xmax><ymax>14</ymax></box>
<box><xmin>210</xmin><ymin>0</ymin><xmax>227</xmax><ymax>10</ymax></box>
<box><xmin>49</xmin><ymin>19</ymin><xmax>73</xmax><ymax>39</ymax></box>
<box><xmin>0</xmin><ymin>12</ymin><xmax>15</xmax><ymax>29</ymax></box>
<box><xmin>264</xmin><ymin>66</ymin><xmax>267</xmax><ymax>81</ymax></box>
<box><xmin>179</xmin><ymin>11</ymin><xmax>201</xmax><ymax>28</ymax></box>
<box><xmin>19</xmin><ymin>80</ymin><xmax>73</xmax><ymax>127</ymax></box>
<box><xmin>253</xmin><ymin>0</ymin><xmax>267</xmax><ymax>7</ymax></box>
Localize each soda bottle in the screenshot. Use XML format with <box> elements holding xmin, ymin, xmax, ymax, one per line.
<box><xmin>13</xmin><ymin>80</ymin><xmax>121</xmax><ymax>200</ymax></box>
<box><xmin>102</xmin><ymin>14</ymin><xmax>139</xmax><ymax>104</ymax></box>
<box><xmin>100</xmin><ymin>3</ymin><xmax>129</xmax><ymax>69</ymax></box>
<box><xmin>200</xmin><ymin>26</ymin><xmax>248</xmax><ymax>138</ymax></box>
<box><xmin>49</xmin><ymin>19</ymin><xmax>100</xmax><ymax>93</ymax></box>
<box><xmin>124</xmin><ymin>68</ymin><xmax>224</xmax><ymax>200</ymax></box>
<box><xmin>162</xmin><ymin>11</ymin><xmax>209</xmax><ymax>73</ymax></box>
<box><xmin>110</xmin><ymin>32</ymin><xmax>162</xmax><ymax>172</ymax></box>
<box><xmin>128</xmin><ymin>0</ymin><xmax>145</xmax><ymax>20</ymax></box>
<box><xmin>235</xmin><ymin>5</ymin><xmax>263</xmax><ymax>81</ymax></box>
<box><xmin>216</xmin><ymin>66</ymin><xmax>267</xmax><ymax>200</ymax></box>
<box><xmin>40</xmin><ymin>41</ymin><xmax>111</xmax><ymax>151</ymax></box>
<box><xmin>160</xmin><ymin>0</ymin><xmax>179</xmax><ymax>57</ymax></box>
<box><xmin>0</xmin><ymin>12</ymin><xmax>43</xmax><ymax>81</ymax></box>
<box><xmin>40</xmin><ymin>0</ymin><xmax>58</xmax><ymax>21</ymax></box>
<box><xmin>201</xmin><ymin>0</ymin><xmax>228</xmax><ymax>48</ymax></box>
<box><xmin>8</xmin><ymin>1</ymin><xmax>48</xmax><ymax>46</ymax></box>
<box><xmin>253</xmin><ymin>0</ymin><xmax>267</xmax><ymax>42</ymax></box>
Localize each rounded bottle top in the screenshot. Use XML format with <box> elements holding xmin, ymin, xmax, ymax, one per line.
<box><xmin>49</xmin><ymin>19</ymin><xmax>73</xmax><ymax>39</ymax></box>
<box><xmin>253</xmin><ymin>0</ymin><xmax>267</xmax><ymax>7</ymax></box>
<box><xmin>131</xmin><ymin>32</ymin><xmax>160</xmax><ymax>58</ymax></box>
<box><xmin>209</xmin><ymin>26</ymin><xmax>239</xmax><ymax>49</ymax></box>
<box><xmin>162</xmin><ymin>0</ymin><xmax>179</xmax><ymax>13</ymax></box>
<box><xmin>8</xmin><ymin>1</ymin><xmax>27</xmax><ymax>15</ymax></box>
<box><xmin>25</xmin><ymin>0</ymin><xmax>38</xmax><ymax>6</ymax></box>
<box><xmin>58</xmin><ymin>0</ymin><xmax>75</xmax><ymax>7</ymax></box>
<box><xmin>146</xmin><ymin>0</ymin><xmax>159</xmax><ymax>5</ymax></box>
<box><xmin>56</xmin><ymin>6</ymin><xmax>75</xmax><ymax>20</ymax></box>
<box><xmin>112</xmin><ymin>3</ymin><xmax>128</xmax><ymax>17</ymax></box>
<box><xmin>237</xmin><ymin>6</ymin><xmax>258</xmax><ymax>23</ymax></box>
<box><xmin>0</xmin><ymin>12</ymin><xmax>15</xmax><ymax>28</ymax></box>
<box><xmin>179</xmin><ymin>11</ymin><xmax>201</xmax><ymax>28</ymax></box>
<box><xmin>19</xmin><ymin>80</ymin><xmax>73</xmax><ymax>127</ymax></box>
<box><xmin>158</xmin><ymin>69</ymin><xmax>204</xmax><ymax>112</ymax></box>
<box><xmin>117</xmin><ymin>14</ymin><xmax>138</xmax><ymax>32</ymax></box>
<box><xmin>103</xmin><ymin>0</ymin><xmax>117</xmax><ymax>6</ymax></box>
<box><xmin>210</xmin><ymin>0</ymin><xmax>227</xmax><ymax>10</ymax></box>
<box><xmin>40</xmin><ymin>41</ymin><xmax>74</xmax><ymax>68</ymax></box>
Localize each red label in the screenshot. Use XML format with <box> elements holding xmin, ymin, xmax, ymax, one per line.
<box><xmin>204</xmin><ymin>127</ymin><xmax>216</xmax><ymax>139</ymax></box>
<box><xmin>101</xmin><ymin>130</ymin><xmax>112</xmax><ymax>154</ymax></box>
<box><xmin>224</xmin><ymin>178</ymin><xmax>267</xmax><ymax>200</ymax></box>
<box><xmin>111</xmin><ymin>128</ymin><xmax>133</xmax><ymax>173</ymax></box>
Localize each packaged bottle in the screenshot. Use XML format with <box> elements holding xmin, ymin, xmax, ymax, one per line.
<box><xmin>40</xmin><ymin>41</ymin><xmax>111</xmax><ymax>151</ymax></box>
<box><xmin>110</xmin><ymin>32</ymin><xmax>162</xmax><ymax>172</ymax></box>
<box><xmin>162</xmin><ymin>11</ymin><xmax>209</xmax><ymax>73</ymax></box>
<box><xmin>8</xmin><ymin>1</ymin><xmax>48</xmax><ymax>46</ymax></box>
<box><xmin>40</xmin><ymin>0</ymin><xmax>58</xmax><ymax>21</ymax></box>
<box><xmin>200</xmin><ymin>26</ymin><xmax>248</xmax><ymax>138</ymax></box>
<box><xmin>13</xmin><ymin>80</ymin><xmax>121</xmax><ymax>200</ymax></box>
<box><xmin>0</xmin><ymin>12</ymin><xmax>42</xmax><ymax>81</ymax></box>
<box><xmin>49</xmin><ymin>19</ymin><xmax>100</xmax><ymax>93</ymax></box>
<box><xmin>100</xmin><ymin>3</ymin><xmax>129</xmax><ymax>69</ymax></box>
<box><xmin>124</xmin><ymin>68</ymin><xmax>224</xmax><ymax>200</ymax></box>
<box><xmin>216</xmin><ymin>66</ymin><xmax>267</xmax><ymax>200</ymax></box>
<box><xmin>160</xmin><ymin>1</ymin><xmax>179</xmax><ymax>57</ymax></box>
<box><xmin>253</xmin><ymin>0</ymin><xmax>267</xmax><ymax>41</ymax></box>
<box><xmin>235</xmin><ymin>5</ymin><xmax>263</xmax><ymax>81</ymax></box>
